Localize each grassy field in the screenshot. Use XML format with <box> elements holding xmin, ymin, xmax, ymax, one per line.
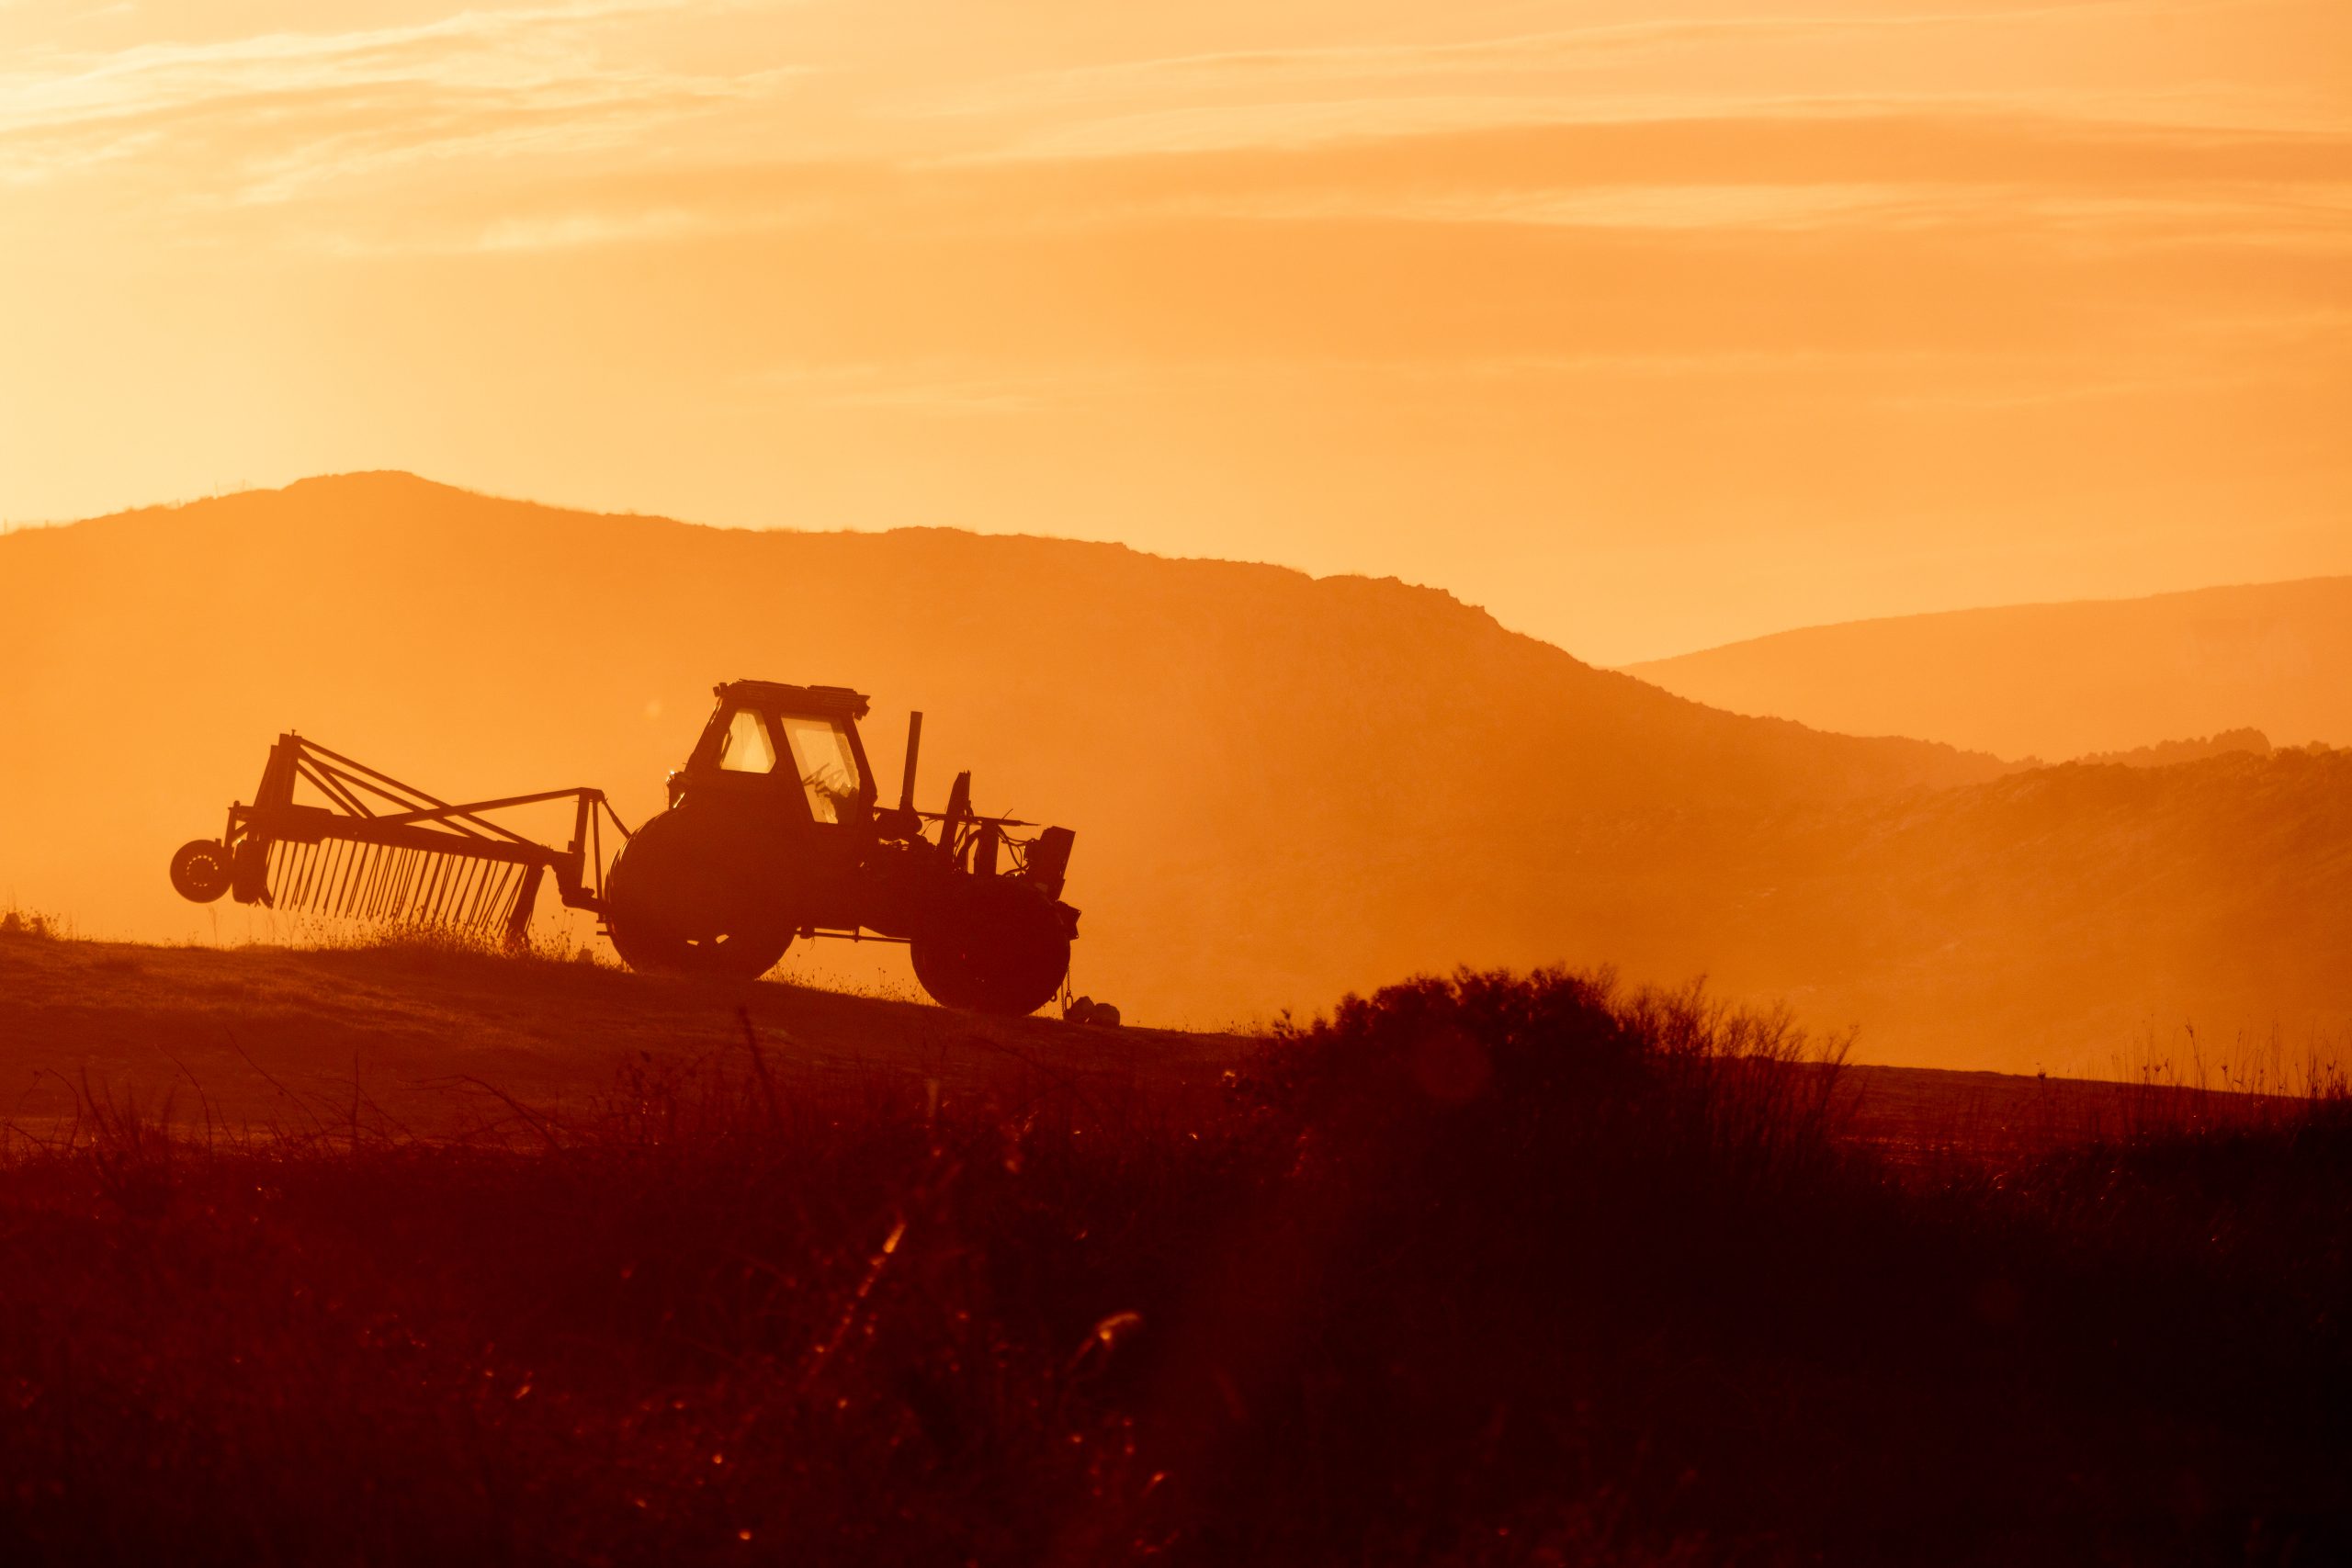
<box><xmin>0</xmin><ymin>927</ymin><xmax>2344</xmax><ymax>1563</ymax></box>
<box><xmin>0</xmin><ymin>930</ymin><xmax>1245</xmax><ymax>1143</ymax></box>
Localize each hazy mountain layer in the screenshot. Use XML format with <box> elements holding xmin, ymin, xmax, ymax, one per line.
<box><xmin>1626</xmin><ymin>578</ymin><xmax>2352</xmax><ymax>761</ymax></box>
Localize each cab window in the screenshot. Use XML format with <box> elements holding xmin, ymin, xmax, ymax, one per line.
<box><xmin>717</xmin><ymin>708</ymin><xmax>776</xmax><ymax>773</ymax></box>
<box><xmin>779</xmin><ymin>714</ymin><xmax>863</xmax><ymax>824</ymax></box>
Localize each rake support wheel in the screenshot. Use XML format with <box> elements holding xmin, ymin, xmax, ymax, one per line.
<box><xmin>169</xmin><ymin>840</ymin><xmax>235</xmax><ymax>903</ymax></box>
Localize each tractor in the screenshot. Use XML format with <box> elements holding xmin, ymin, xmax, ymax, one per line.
<box><xmin>167</xmin><ymin>682</ymin><xmax>1081</xmax><ymax>1017</ymax></box>
<box><xmin>604</xmin><ymin>682</ymin><xmax>1079</xmax><ymax>1013</ymax></box>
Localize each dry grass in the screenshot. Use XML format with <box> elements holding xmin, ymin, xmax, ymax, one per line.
<box><xmin>0</xmin><ymin>904</ymin><xmax>68</xmax><ymax>941</ymax></box>
<box><xmin>0</xmin><ymin>967</ymin><xmax>2343</xmax><ymax>1565</ymax></box>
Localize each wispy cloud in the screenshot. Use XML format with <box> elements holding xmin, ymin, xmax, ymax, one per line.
<box><xmin>1</xmin><ymin>2</ymin><xmax>689</xmax><ymax>127</ymax></box>
<box><xmin>0</xmin><ymin>1</ymin><xmax>805</xmax><ymax>199</ymax></box>
<box><xmin>928</xmin><ymin>3</ymin><xmax>2228</xmax><ymax>108</ymax></box>
<box><xmin>916</xmin><ymin>0</ymin><xmax>2319</xmax><ymax>158</ymax></box>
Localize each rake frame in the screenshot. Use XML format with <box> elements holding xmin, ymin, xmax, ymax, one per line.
<box><xmin>219</xmin><ymin>733</ymin><xmax>629</xmax><ymax>946</ymax></box>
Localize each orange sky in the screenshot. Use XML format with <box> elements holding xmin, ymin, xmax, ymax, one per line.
<box><xmin>2</xmin><ymin>0</ymin><xmax>2346</xmax><ymax>663</ymax></box>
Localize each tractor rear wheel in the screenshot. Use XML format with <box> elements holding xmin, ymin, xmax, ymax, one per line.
<box><xmin>604</xmin><ymin>808</ymin><xmax>793</xmax><ymax>981</ymax></box>
<box><xmin>170</xmin><ymin>840</ymin><xmax>235</xmax><ymax>903</ymax></box>
<box><xmin>910</xmin><ymin>883</ymin><xmax>1071</xmax><ymax>1017</ymax></box>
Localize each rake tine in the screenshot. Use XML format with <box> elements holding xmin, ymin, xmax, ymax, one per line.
<box><xmin>441</xmin><ymin>854</ymin><xmax>469</xmax><ymax>929</ymax></box>
<box><xmin>292</xmin><ymin>840</ymin><xmax>318</xmax><ymax>913</ymax></box>
<box><xmin>294</xmin><ymin>842</ymin><xmax>315</xmax><ymax>912</ymax></box>
<box><xmin>372</xmin><ymin>847</ymin><xmax>395</xmax><ymax>922</ymax></box>
<box><xmin>491</xmin><ymin>864</ymin><xmax>513</xmax><ymax>935</ymax></box>
<box><xmin>503</xmin><ymin>864</ymin><xmax>525</xmax><ymax>937</ymax></box>
<box><xmin>352</xmin><ymin>842</ymin><xmax>380</xmax><ymax>919</ymax></box>
<box><xmin>448</xmin><ymin>856</ymin><xmax>479</xmax><ymax>932</ymax></box>
<box><xmin>464</xmin><ymin>863</ymin><xmax>493</xmax><ymax>937</ymax></box>
<box><xmin>386</xmin><ymin>848</ymin><xmax>413</xmax><ymax>923</ymax></box>
<box><xmin>471</xmin><ymin>863</ymin><xmax>503</xmax><ymax>936</ymax></box>
<box><xmin>359</xmin><ymin>843</ymin><xmax>390</xmax><ymax>919</ymax></box>
<box><xmin>478</xmin><ymin>864</ymin><xmax>508</xmax><ymax>941</ymax></box>
<box><xmin>406</xmin><ymin>849</ymin><xmax>430</xmax><ymax>924</ymax></box>
<box><xmin>408</xmin><ymin>850</ymin><xmax>435</xmax><ymax>928</ymax></box>
<box><xmin>425</xmin><ymin>853</ymin><xmax>456</xmax><ymax>928</ymax></box>
<box><xmin>464</xmin><ymin>858</ymin><xmax>493</xmax><ymax>931</ymax></box>
<box><xmin>488</xmin><ymin>865</ymin><xmax>516</xmax><ymax>939</ymax></box>
<box><xmin>472</xmin><ymin>861</ymin><xmax>495</xmax><ymax>931</ymax></box>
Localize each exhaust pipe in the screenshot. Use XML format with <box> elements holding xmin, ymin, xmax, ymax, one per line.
<box><xmin>899</xmin><ymin>710</ymin><xmax>923</xmax><ymax>814</ymax></box>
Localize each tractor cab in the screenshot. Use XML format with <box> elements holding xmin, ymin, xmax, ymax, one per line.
<box><xmin>674</xmin><ymin>682</ymin><xmax>878</xmax><ymax>829</ymax></box>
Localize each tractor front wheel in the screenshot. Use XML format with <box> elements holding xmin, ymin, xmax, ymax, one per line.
<box><xmin>910</xmin><ymin>884</ymin><xmax>1072</xmax><ymax>1017</ymax></box>
<box><xmin>604</xmin><ymin>808</ymin><xmax>793</xmax><ymax>982</ymax></box>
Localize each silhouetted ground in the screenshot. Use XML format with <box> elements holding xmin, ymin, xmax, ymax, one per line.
<box><xmin>0</xmin><ymin>931</ymin><xmax>2343</xmax><ymax>1564</ymax></box>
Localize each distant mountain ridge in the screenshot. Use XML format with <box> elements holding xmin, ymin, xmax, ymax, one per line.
<box><xmin>2</xmin><ymin>473</ymin><xmax>2344</xmax><ymax>1073</ymax></box>
<box><xmin>2077</xmin><ymin>728</ymin><xmax>2276</xmax><ymax>769</ymax></box>
<box><xmin>1625</xmin><ymin>578</ymin><xmax>2352</xmax><ymax>760</ymax></box>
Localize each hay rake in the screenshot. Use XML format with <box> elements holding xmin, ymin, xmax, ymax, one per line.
<box><xmin>169</xmin><ymin>734</ymin><xmax>629</xmax><ymax>947</ymax></box>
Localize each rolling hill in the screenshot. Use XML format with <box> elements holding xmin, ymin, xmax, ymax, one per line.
<box><xmin>1625</xmin><ymin>578</ymin><xmax>2352</xmax><ymax>761</ymax></box>
<box><xmin>3</xmin><ymin>473</ymin><xmax>2345</xmax><ymax>1072</ymax></box>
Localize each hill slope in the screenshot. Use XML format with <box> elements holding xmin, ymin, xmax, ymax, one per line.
<box><xmin>1625</xmin><ymin>578</ymin><xmax>2352</xmax><ymax>760</ymax></box>
<box><xmin>3</xmin><ymin>473</ymin><xmax>2346</xmax><ymax>1071</ymax></box>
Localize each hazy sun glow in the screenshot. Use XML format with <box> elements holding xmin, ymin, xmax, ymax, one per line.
<box><xmin>3</xmin><ymin>0</ymin><xmax>2346</xmax><ymax>660</ymax></box>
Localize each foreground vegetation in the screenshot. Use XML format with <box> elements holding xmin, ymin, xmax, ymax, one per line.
<box><xmin>0</xmin><ymin>968</ymin><xmax>2343</xmax><ymax>1564</ymax></box>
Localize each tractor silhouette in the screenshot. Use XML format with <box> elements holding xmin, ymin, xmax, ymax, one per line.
<box><xmin>606</xmin><ymin>682</ymin><xmax>1078</xmax><ymax>1013</ymax></box>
